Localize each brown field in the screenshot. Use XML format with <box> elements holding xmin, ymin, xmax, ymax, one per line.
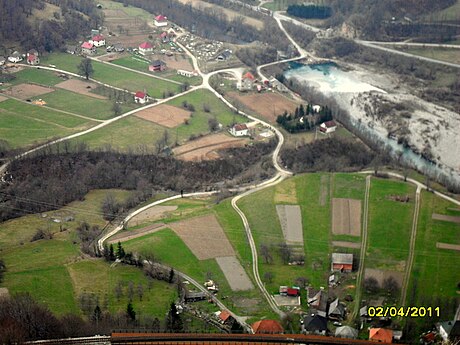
<box><xmin>436</xmin><ymin>242</ymin><xmax>460</xmax><ymax>251</ymax></box>
<box><xmin>274</xmin><ymin>179</ymin><xmax>297</xmax><ymax>204</ymax></box>
<box><xmin>364</xmin><ymin>268</ymin><xmax>404</xmax><ymax>287</ymax></box>
<box><xmin>135</xmin><ymin>104</ymin><xmax>191</xmax><ymax>128</ymax></box>
<box><xmin>0</xmin><ymin>95</ymin><xmax>7</xmax><ymax>102</ymax></box>
<box><xmin>173</xmin><ymin>133</ymin><xmax>247</xmax><ymax>161</ymax></box>
<box><xmin>56</xmin><ymin>79</ymin><xmax>107</xmax><ymax>99</ymax></box>
<box><xmin>432</xmin><ymin>213</ymin><xmax>460</xmax><ymax>223</ymax></box>
<box><xmin>176</xmin><ymin>0</ymin><xmax>264</xmax><ymax>29</ymax></box>
<box><xmin>2</xmin><ymin>83</ymin><xmax>55</xmax><ymax>100</ymax></box>
<box><xmin>228</xmin><ymin>91</ymin><xmax>300</xmax><ymax>123</ymax></box>
<box><xmin>103</xmin><ymin>8</ymin><xmax>151</xmax><ymax>47</ymax></box>
<box><xmin>128</xmin><ymin>205</ymin><xmax>178</xmax><ymax>227</ymax></box>
<box><xmin>332</xmin><ymin>241</ymin><xmax>361</xmax><ymax>249</ymax></box>
<box><xmin>109</xmin><ymin>223</ymin><xmax>166</xmax><ymax>244</ymax></box>
<box><xmin>169</xmin><ymin>214</ymin><xmax>235</xmax><ymax>260</ymax></box>
<box><xmin>215</xmin><ymin>256</ymin><xmax>254</xmax><ymax>291</ymax></box>
<box><xmin>332</xmin><ymin>198</ymin><xmax>361</xmax><ymax>236</ymax></box>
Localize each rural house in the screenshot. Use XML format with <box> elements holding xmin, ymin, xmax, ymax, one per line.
<box><xmin>27</xmin><ymin>49</ymin><xmax>39</xmax><ymax>57</ymax></box>
<box><xmin>149</xmin><ymin>60</ymin><xmax>167</xmax><ymax>72</ymax></box>
<box><xmin>307</xmin><ymin>287</ymin><xmax>328</xmax><ymax>317</ymax></box>
<box><xmin>437</xmin><ymin>320</ymin><xmax>460</xmax><ymax>342</ymax></box>
<box><xmin>81</xmin><ymin>42</ymin><xmax>96</xmax><ymax>55</ymax></box>
<box><xmin>369</xmin><ymin>328</ymin><xmax>393</xmax><ymax>343</ymax></box>
<box><xmin>229</xmin><ymin>123</ymin><xmax>249</xmax><ymax>137</ymax></box>
<box><xmin>216</xmin><ymin>49</ymin><xmax>231</xmax><ymax>61</ymax></box>
<box><xmin>217</xmin><ymin>310</ymin><xmax>235</xmax><ymax>326</ymax></box>
<box><xmin>331</xmin><ymin>253</ymin><xmax>353</xmax><ymax>272</ymax></box>
<box><xmin>251</xmin><ymin>320</ymin><xmax>284</xmax><ymax>334</ymax></box>
<box><xmin>154</xmin><ymin>15</ymin><xmax>168</xmax><ymax>27</ymax></box>
<box><xmin>328</xmin><ymin>298</ymin><xmax>346</xmax><ymax>320</ymax></box>
<box><xmin>302</xmin><ymin>314</ymin><xmax>328</xmax><ymax>335</ymax></box>
<box><xmin>177</xmin><ymin>69</ymin><xmax>198</xmax><ymax>78</ymax></box>
<box><xmin>335</xmin><ymin>326</ymin><xmax>358</xmax><ymax>339</ymax></box>
<box><xmin>319</xmin><ymin>120</ymin><xmax>337</xmax><ymax>134</ymax></box>
<box><xmin>8</xmin><ymin>51</ymin><xmax>23</xmax><ymax>63</ymax></box>
<box><xmin>184</xmin><ymin>290</ymin><xmax>207</xmax><ymax>302</ymax></box>
<box><xmin>139</xmin><ymin>42</ymin><xmax>154</xmax><ymax>56</ymax></box>
<box><xmin>66</xmin><ymin>45</ymin><xmax>79</xmax><ymax>55</ymax></box>
<box><xmin>27</xmin><ymin>54</ymin><xmax>39</xmax><ymax>65</ymax></box>
<box><xmin>113</xmin><ymin>43</ymin><xmax>125</xmax><ymax>52</ymax></box>
<box><xmin>134</xmin><ymin>91</ymin><xmax>148</xmax><ymax>104</ymax></box>
<box><xmin>0</xmin><ymin>56</ymin><xmax>6</xmax><ymax>66</ymax></box>
<box><xmin>238</xmin><ymin>72</ymin><xmax>255</xmax><ymax>91</ymax></box>
<box><xmin>90</xmin><ymin>34</ymin><xmax>106</xmax><ymax>47</ymax></box>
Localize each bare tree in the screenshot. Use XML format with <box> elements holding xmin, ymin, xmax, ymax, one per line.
<box><xmin>295</xmin><ymin>276</ymin><xmax>309</xmax><ymax>289</ymax></box>
<box><xmin>114</xmin><ymin>281</ymin><xmax>123</xmax><ymax>301</ymax></box>
<box><xmin>279</xmin><ymin>243</ymin><xmax>292</xmax><ymax>264</ymax></box>
<box><xmin>127</xmin><ymin>281</ymin><xmax>134</xmax><ymax>302</ymax></box>
<box><xmin>263</xmin><ymin>271</ymin><xmax>274</xmax><ymax>283</ymax></box>
<box><xmin>260</xmin><ymin>244</ymin><xmax>273</xmax><ymax>264</ymax></box>
<box><xmin>137</xmin><ymin>283</ymin><xmax>144</xmax><ymax>301</ymax></box>
<box><xmin>383</xmin><ymin>276</ymin><xmax>399</xmax><ymax>296</ymax></box>
<box><xmin>363</xmin><ymin>277</ymin><xmax>379</xmax><ymax>294</ymax></box>
<box><xmin>77</xmin><ymin>58</ymin><xmax>94</xmax><ymax>80</ymax></box>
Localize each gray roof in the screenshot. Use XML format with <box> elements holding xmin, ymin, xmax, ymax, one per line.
<box><xmin>328</xmin><ymin>298</ymin><xmax>345</xmax><ymax>317</ymax></box>
<box><xmin>332</xmin><ymin>253</ymin><xmax>353</xmax><ymax>265</ymax></box>
<box><xmin>360</xmin><ymin>305</ymin><xmax>368</xmax><ymax>317</ymax></box>
<box><xmin>335</xmin><ymin>326</ymin><xmax>358</xmax><ymax>339</ymax></box>
<box><xmin>303</xmin><ymin>314</ymin><xmax>327</xmax><ymax>332</ymax></box>
<box><xmin>151</xmin><ymin>60</ymin><xmax>166</xmax><ymax>67</ymax></box>
<box><xmin>307</xmin><ymin>288</ymin><xmax>327</xmax><ymax>312</ymax></box>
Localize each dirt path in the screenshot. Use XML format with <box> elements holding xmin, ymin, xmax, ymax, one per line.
<box><xmin>400</xmin><ymin>185</ymin><xmax>421</xmax><ymax>306</ymax></box>
<box><xmin>436</xmin><ymin>242</ymin><xmax>460</xmax><ymax>251</ymax></box>
<box><xmin>352</xmin><ymin>175</ymin><xmax>371</xmax><ymax>319</ymax></box>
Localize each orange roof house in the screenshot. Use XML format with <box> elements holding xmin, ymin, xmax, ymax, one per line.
<box><xmin>252</xmin><ymin>320</ymin><xmax>284</xmax><ymax>334</ymax></box>
<box><xmin>369</xmin><ymin>328</ymin><xmax>393</xmax><ymax>343</ymax></box>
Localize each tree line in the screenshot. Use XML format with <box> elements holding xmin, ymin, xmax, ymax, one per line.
<box><xmin>286</xmin><ymin>4</ymin><xmax>332</xmax><ymax>19</ymax></box>
<box><xmin>0</xmin><ymin>141</ymin><xmax>275</xmax><ymax>222</ymax></box>
<box><xmin>276</xmin><ymin>104</ymin><xmax>333</xmax><ymax>133</ymax></box>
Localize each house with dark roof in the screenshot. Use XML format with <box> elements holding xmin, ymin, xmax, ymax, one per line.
<box><xmin>139</xmin><ymin>42</ymin><xmax>153</xmax><ymax>56</ymax></box>
<box><xmin>216</xmin><ymin>49</ymin><xmax>231</xmax><ymax>61</ymax></box>
<box><xmin>320</xmin><ymin>120</ymin><xmax>337</xmax><ymax>134</ymax></box>
<box><xmin>437</xmin><ymin>320</ymin><xmax>460</xmax><ymax>342</ymax></box>
<box><xmin>369</xmin><ymin>328</ymin><xmax>393</xmax><ymax>343</ymax></box>
<box><xmin>229</xmin><ymin>123</ymin><xmax>249</xmax><ymax>137</ymax></box>
<box><xmin>331</xmin><ymin>253</ymin><xmax>353</xmax><ymax>272</ymax></box>
<box><xmin>66</xmin><ymin>45</ymin><xmax>79</xmax><ymax>55</ymax></box>
<box><xmin>302</xmin><ymin>314</ymin><xmax>328</xmax><ymax>335</ymax></box>
<box><xmin>307</xmin><ymin>287</ymin><xmax>328</xmax><ymax>317</ymax></box>
<box><xmin>27</xmin><ymin>49</ymin><xmax>39</xmax><ymax>57</ymax></box>
<box><xmin>251</xmin><ymin>320</ymin><xmax>284</xmax><ymax>334</ymax></box>
<box><xmin>149</xmin><ymin>60</ymin><xmax>166</xmax><ymax>72</ymax></box>
<box><xmin>328</xmin><ymin>298</ymin><xmax>346</xmax><ymax>320</ymax></box>
<box><xmin>184</xmin><ymin>290</ymin><xmax>207</xmax><ymax>302</ymax></box>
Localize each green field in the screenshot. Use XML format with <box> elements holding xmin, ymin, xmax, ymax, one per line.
<box><xmin>40</xmin><ymin>89</ymin><xmax>137</xmax><ymax>120</ymax></box>
<box><xmin>424</xmin><ymin>0</ymin><xmax>460</xmax><ymax>22</ymax></box>
<box><xmin>11</xmin><ymin>68</ymin><xmax>63</xmax><ymax>86</ymax></box>
<box><xmin>40</xmin><ymin>53</ymin><xmax>182</xmax><ymax>98</ymax></box>
<box><xmin>72</xmin><ymin>89</ymin><xmax>248</xmax><ymax>151</ymax></box>
<box><xmin>0</xmin><ymin>98</ymin><xmax>95</xmax><ymax>148</ymax></box>
<box><xmin>396</xmin><ymin>46</ymin><xmax>460</xmax><ymax>65</ymax></box>
<box><xmin>366</xmin><ymin>178</ymin><xmax>415</xmax><ymax>269</ymax></box>
<box><xmin>408</xmin><ymin>191</ymin><xmax>460</xmax><ymax>312</ymax></box>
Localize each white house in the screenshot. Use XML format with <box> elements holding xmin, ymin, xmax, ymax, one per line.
<box><xmin>177</xmin><ymin>69</ymin><xmax>198</xmax><ymax>78</ymax></box>
<box><xmin>229</xmin><ymin>123</ymin><xmax>249</xmax><ymax>137</ymax></box>
<box><xmin>154</xmin><ymin>15</ymin><xmax>168</xmax><ymax>27</ymax></box>
<box><xmin>138</xmin><ymin>42</ymin><xmax>153</xmax><ymax>56</ymax></box>
<box><xmin>312</xmin><ymin>105</ymin><xmax>321</xmax><ymax>113</ymax></box>
<box><xmin>134</xmin><ymin>91</ymin><xmax>148</xmax><ymax>104</ymax></box>
<box><xmin>90</xmin><ymin>34</ymin><xmax>106</xmax><ymax>47</ymax></box>
<box><xmin>8</xmin><ymin>52</ymin><xmax>23</xmax><ymax>63</ymax></box>
<box><xmin>319</xmin><ymin>120</ymin><xmax>337</xmax><ymax>134</ymax></box>
<box><xmin>0</xmin><ymin>56</ymin><xmax>6</xmax><ymax>65</ymax></box>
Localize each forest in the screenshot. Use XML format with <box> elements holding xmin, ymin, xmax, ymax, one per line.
<box><xmin>286</xmin><ymin>4</ymin><xmax>332</xmax><ymax>19</ymax></box>
<box><xmin>276</xmin><ymin>104</ymin><xmax>333</xmax><ymax>133</ymax></box>
<box><xmin>0</xmin><ymin>141</ymin><xmax>275</xmax><ymax>222</ymax></box>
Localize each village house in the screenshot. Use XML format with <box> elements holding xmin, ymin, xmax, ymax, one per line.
<box><xmin>279</xmin><ymin>286</ymin><xmax>300</xmax><ymax>297</ymax></box>
<box><xmin>369</xmin><ymin>328</ymin><xmax>393</xmax><ymax>343</ymax></box>
<box><xmin>149</xmin><ymin>60</ymin><xmax>166</xmax><ymax>72</ymax></box>
<box><xmin>27</xmin><ymin>54</ymin><xmax>40</xmax><ymax>66</ymax></box>
<box><xmin>335</xmin><ymin>326</ymin><xmax>358</xmax><ymax>339</ymax></box>
<box><xmin>177</xmin><ymin>69</ymin><xmax>198</xmax><ymax>78</ymax></box>
<box><xmin>328</xmin><ymin>298</ymin><xmax>346</xmax><ymax>320</ymax></box>
<box><xmin>238</xmin><ymin>72</ymin><xmax>255</xmax><ymax>91</ymax></box>
<box><xmin>81</xmin><ymin>42</ymin><xmax>96</xmax><ymax>55</ymax></box>
<box><xmin>268</xmin><ymin>77</ymin><xmax>288</xmax><ymax>92</ymax></box>
<box><xmin>217</xmin><ymin>310</ymin><xmax>235</xmax><ymax>326</ymax></box>
<box><xmin>66</xmin><ymin>45</ymin><xmax>79</xmax><ymax>55</ymax></box>
<box><xmin>154</xmin><ymin>15</ymin><xmax>168</xmax><ymax>27</ymax></box>
<box><xmin>229</xmin><ymin>123</ymin><xmax>249</xmax><ymax>137</ymax></box>
<box><xmin>216</xmin><ymin>49</ymin><xmax>231</xmax><ymax>61</ymax></box>
<box><xmin>139</xmin><ymin>42</ymin><xmax>154</xmax><ymax>56</ymax></box>
<box><xmin>0</xmin><ymin>56</ymin><xmax>6</xmax><ymax>66</ymax></box>
<box><xmin>437</xmin><ymin>320</ymin><xmax>460</xmax><ymax>342</ymax></box>
<box><xmin>307</xmin><ymin>287</ymin><xmax>328</xmax><ymax>317</ymax></box>
<box><xmin>251</xmin><ymin>320</ymin><xmax>284</xmax><ymax>334</ymax></box>
<box><xmin>302</xmin><ymin>314</ymin><xmax>328</xmax><ymax>335</ymax></box>
<box><xmin>8</xmin><ymin>51</ymin><xmax>23</xmax><ymax>63</ymax></box>
<box><xmin>27</xmin><ymin>49</ymin><xmax>39</xmax><ymax>57</ymax></box>
<box><xmin>319</xmin><ymin>120</ymin><xmax>337</xmax><ymax>134</ymax></box>
<box><xmin>90</xmin><ymin>34</ymin><xmax>106</xmax><ymax>47</ymax></box>
<box><xmin>113</xmin><ymin>43</ymin><xmax>125</xmax><ymax>52</ymax></box>
<box><xmin>134</xmin><ymin>91</ymin><xmax>148</xmax><ymax>104</ymax></box>
<box><xmin>331</xmin><ymin>253</ymin><xmax>353</xmax><ymax>272</ymax></box>
<box><xmin>184</xmin><ymin>290</ymin><xmax>206</xmax><ymax>302</ymax></box>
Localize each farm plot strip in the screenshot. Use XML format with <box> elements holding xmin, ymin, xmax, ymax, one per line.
<box><xmin>432</xmin><ymin>213</ymin><xmax>460</xmax><ymax>223</ymax></box>
<box><xmin>436</xmin><ymin>242</ymin><xmax>460</xmax><ymax>251</ymax></box>
<box><xmin>331</xmin><ymin>198</ymin><xmax>362</xmax><ymax>236</ymax></box>
<box><xmin>276</xmin><ymin>205</ymin><xmax>304</xmax><ymax>245</ymax></box>
<box><xmin>215</xmin><ymin>256</ymin><xmax>254</xmax><ymax>291</ymax></box>
<box><xmin>331</xmin><ymin>241</ymin><xmax>361</xmax><ymax>249</ymax></box>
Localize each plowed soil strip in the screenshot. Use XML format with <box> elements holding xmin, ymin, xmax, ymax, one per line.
<box><xmin>332</xmin><ymin>198</ymin><xmax>361</xmax><ymax>236</ymax></box>
<box><xmin>332</xmin><ymin>241</ymin><xmax>361</xmax><ymax>249</ymax></box>
<box><xmin>432</xmin><ymin>213</ymin><xmax>460</xmax><ymax>223</ymax></box>
<box><xmin>216</xmin><ymin>256</ymin><xmax>254</xmax><ymax>291</ymax></box>
<box><xmin>3</xmin><ymin>83</ymin><xmax>55</xmax><ymax>100</ymax></box>
<box><xmin>135</xmin><ymin>104</ymin><xmax>191</xmax><ymax>128</ymax></box>
<box><xmin>109</xmin><ymin>223</ymin><xmax>166</xmax><ymax>243</ymax></box>
<box><xmin>276</xmin><ymin>205</ymin><xmax>304</xmax><ymax>245</ymax></box>
<box><xmin>56</xmin><ymin>79</ymin><xmax>107</xmax><ymax>99</ymax></box>
<box><xmin>436</xmin><ymin>242</ymin><xmax>460</xmax><ymax>251</ymax></box>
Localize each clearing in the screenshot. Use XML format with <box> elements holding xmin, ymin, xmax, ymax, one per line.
<box><xmin>2</xmin><ymin>83</ymin><xmax>55</xmax><ymax>100</ymax></box>
<box><xmin>56</xmin><ymin>79</ymin><xmax>107</xmax><ymax>99</ymax></box>
<box><xmin>135</xmin><ymin>104</ymin><xmax>191</xmax><ymax>128</ymax></box>
<box><xmin>331</xmin><ymin>198</ymin><xmax>362</xmax><ymax>236</ymax></box>
<box><xmin>169</xmin><ymin>214</ymin><xmax>235</xmax><ymax>260</ymax></box>
<box><xmin>173</xmin><ymin>133</ymin><xmax>248</xmax><ymax>161</ymax></box>
<box><xmin>228</xmin><ymin>92</ymin><xmax>300</xmax><ymax>123</ymax></box>
<box><xmin>276</xmin><ymin>205</ymin><xmax>304</xmax><ymax>245</ymax></box>
<box><xmin>215</xmin><ymin>256</ymin><xmax>254</xmax><ymax>291</ymax></box>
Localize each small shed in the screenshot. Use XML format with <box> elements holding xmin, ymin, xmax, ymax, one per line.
<box><xmin>331</xmin><ymin>253</ymin><xmax>353</xmax><ymax>272</ymax></box>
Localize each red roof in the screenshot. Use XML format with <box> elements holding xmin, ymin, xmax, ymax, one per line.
<box><xmin>369</xmin><ymin>328</ymin><xmax>393</xmax><ymax>343</ymax></box>
<box><xmin>233</xmin><ymin>124</ymin><xmax>248</xmax><ymax>132</ymax></box>
<box><xmin>92</xmin><ymin>34</ymin><xmax>104</xmax><ymax>41</ymax></box>
<box><xmin>243</xmin><ymin>72</ymin><xmax>255</xmax><ymax>80</ymax></box>
<box><xmin>81</xmin><ymin>42</ymin><xmax>93</xmax><ymax>49</ymax></box>
<box><xmin>160</xmin><ymin>32</ymin><xmax>168</xmax><ymax>38</ymax></box>
<box><xmin>27</xmin><ymin>54</ymin><xmax>37</xmax><ymax>62</ymax></box>
<box><xmin>287</xmin><ymin>288</ymin><xmax>300</xmax><ymax>296</ymax></box>
<box><xmin>219</xmin><ymin>310</ymin><xmax>231</xmax><ymax>322</ymax></box>
<box><xmin>252</xmin><ymin>320</ymin><xmax>284</xmax><ymax>334</ymax></box>
<box><xmin>323</xmin><ymin>120</ymin><xmax>336</xmax><ymax>128</ymax></box>
<box><xmin>139</xmin><ymin>42</ymin><xmax>153</xmax><ymax>49</ymax></box>
<box><xmin>135</xmin><ymin>91</ymin><xmax>146</xmax><ymax>98</ymax></box>
<box><xmin>155</xmin><ymin>15</ymin><xmax>167</xmax><ymax>21</ymax></box>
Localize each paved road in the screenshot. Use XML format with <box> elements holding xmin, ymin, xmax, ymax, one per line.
<box><xmin>352</xmin><ymin>175</ymin><xmax>371</xmax><ymax>319</ymax></box>
<box><xmin>400</xmin><ymin>185</ymin><xmax>422</xmax><ymax>306</ymax></box>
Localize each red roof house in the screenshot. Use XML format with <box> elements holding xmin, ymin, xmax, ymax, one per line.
<box><xmin>252</xmin><ymin>320</ymin><xmax>284</xmax><ymax>334</ymax></box>
<box><xmin>369</xmin><ymin>328</ymin><xmax>393</xmax><ymax>343</ymax></box>
<box><xmin>90</xmin><ymin>34</ymin><xmax>106</xmax><ymax>47</ymax></box>
<box><xmin>139</xmin><ymin>42</ymin><xmax>153</xmax><ymax>56</ymax></box>
<box><xmin>154</xmin><ymin>15</ymin><xmax>168</xmax><ymax>27</ymax></box>
<box><xmin>27</xmin><ymin>54</ymin><xmax>40</xmax><ymax>65</ymax></box>
<box><xmin>134</xmin><ymin>91</ymin><xmax>147</xmax><ymax>104</ymax></box>
<box><xmin>287</xmin><ymin>287</ymin><xmax>300</xmax><ymax>297</ymax></box>
<box><xmin>230</xmin><ymin>123</ymin><xmax>249</xmax><ymax>137</ymax></box>
<box><xmin>81</xmin><ymin>41</ymin><xmax>96</xmax><ymax>55</ymax></box>
<box><xmin>319</xmin><ymin>120</ymin><xmax>337</xmax><ymax>134</ymax></box>
<box><xmin>242</xmin><ymin>72</ymin><xmax>255</xmax><ymax>80</ymax></box>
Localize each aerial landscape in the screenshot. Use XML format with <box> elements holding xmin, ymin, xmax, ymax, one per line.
<box><xmin>0</xmin><ymin>0</ymin><xmax>459</xmax><ymax>344</ymax></box>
